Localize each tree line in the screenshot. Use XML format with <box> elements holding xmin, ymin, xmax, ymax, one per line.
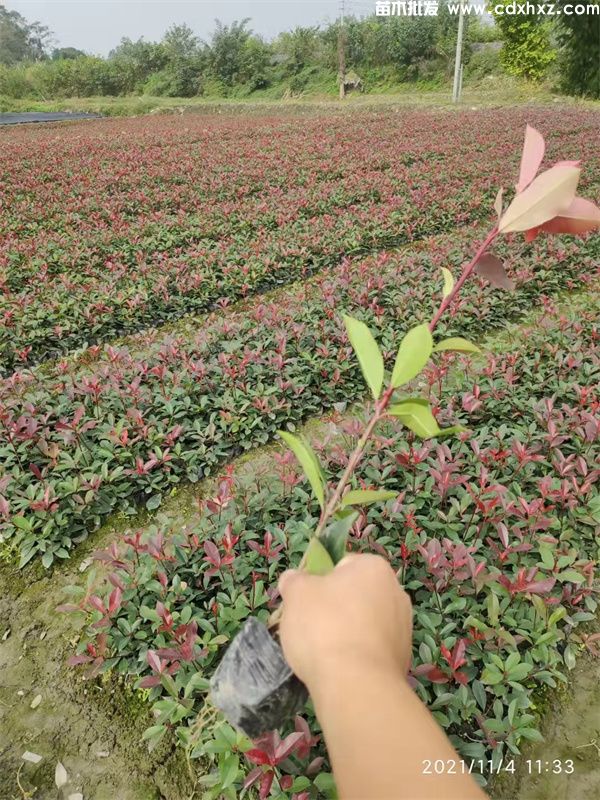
<box><xmin>0</xmin><ymin>5</ymin><xmax>597</xmax><ymax>100</ymax></box>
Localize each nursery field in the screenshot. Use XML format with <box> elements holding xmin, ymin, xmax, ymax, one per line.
<box><xmin>0</xmin><ymin>107</ymin><xmax>599</xmax><ymax>799</ymax></box>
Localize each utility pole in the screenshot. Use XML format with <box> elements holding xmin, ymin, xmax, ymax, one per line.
<box><xmin>338</xmin><ymin>0</ymin><xmax>346</xmax><ymax>99</ymax></box>
<box><xmin>452</xmin><ymin>0</ymin><xmax>465</xmax><ymax>103</ymax></box>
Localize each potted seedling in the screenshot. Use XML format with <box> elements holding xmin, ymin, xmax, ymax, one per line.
<box><xmin>210</xmin><ymin>125</ymin><xmax>600</xmax><ymax>737</ymax></box>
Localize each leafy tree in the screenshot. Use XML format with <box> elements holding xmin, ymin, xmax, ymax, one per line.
<box><xmin>491</xmin><ymin>4</ymin><xmax>556</xmax><ymax>80</ymax></box>
<box><xmin>52</xmin><ymin>47</ymin><xmax>86</xmax><ymax>61</ymax></box>
<box><xmin>238</xmin><ymin>37</ymin><xmax>271</xmax><ymax>89</ymax></box>
<box><xmin>208</xmin><ymin>19</ymin><xmax>254</xmax><ymax>87</ymax></box>
<box><xmin>110</xmin><ymin>37</ymin><xmax>168</xmax><ymax>72</ymax></box>
<box><xmin>273</xmin><ymin>26</ymin><xmax>321</xmax><ymax>75</ymax></box>
<box><xmin>162</xmin><ymin>23</ymin><xmax>201</xmax><ymax>60</ymax></box>
<box><xmin>556</xmin><ymin>10</ymin><xmax>600</xmax><ymax>98</ymax></box>
<box><xmin>0</xmin><ymin>7</ymin><xmax>52</xmax><ymax>65</ymax></box>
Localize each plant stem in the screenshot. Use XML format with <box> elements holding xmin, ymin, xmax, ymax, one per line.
<box><xmin>314</xmin><ymin>384</ymin><xmax>395</xmax><ymax>539</ymax></box>
<box><xmin>428</xmin><ymin>224</ymin><xmax>499</xmax><ymax>333</ymax></box>
<box><xmin>313</xmin><ymin>223</ymin><xmax>500</xmax><ymax>540</ymax></box>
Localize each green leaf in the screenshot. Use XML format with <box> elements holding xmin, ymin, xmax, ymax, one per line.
<box><xmin>391</xmin><ymin>323</ymin><xmax>433</xmax><ymax>389</ymax></box>
<box><xmin>508</xmin><ymin>663</ymin><xmax>532</xmax><ymax>681</ymax></box>
<box><xmin>11</xmin><ymin>515</ymin><xmax>31</xmax><ymax>531</ymax></box>
<box><xmin>548</xmin><ymin>606</ymin><xmax>566</xmax><ymax>627</ymax></box>
<box><xmin>563</xmin><ymin>645</ymin><xmax>577</xmax><ymax>670</ymax></box>
<box><xmin>441</xmin><ymin>267</ymin><xmax>454</xmax><ymax>298</ymax></box>
<box><xmin>519</xmin><ymin>728</ymin><xmax>544</xmax><ymax>742</ymax></box>
<box><xmin>278</xmin><ymin>430</ymin><xmax>325</xmax><ymax>509</ymax></box>
<box><xmin>142</xmin><ymin>724</ymin><xmax>167</xmax><ymax>751</ymax></box>
<box><xmin>304</xmin><ymin>537</ymin><xmax>335</xmax><ymax>576</ymax></box>
<box><xmin>18</xmin><ymin>548</ymin><xmax>37</xmax><ymax>569</ymax></box>
<box><xmin>184</xmin><ymin>673</ymin><xmax>211</xmax><ymax>698</ymax></box>
<box><xmin>558</xmin><ymin>569</ymin><xmax>585</xmax><ymax>584</ymax></box>
<box><xmin>140</xmin><ymin>605</ymin><xmax>160</xmax><ymax>622</ymax></box>
<box><xmin>320</xmin><ymin>512</ymin><xmax>358</xmax><ymax>564</ymax></box>
<box><xmin>436</xmin><ymin>425</ymin><xmax>468</xmax><ymax>438</ymax></box>
<box><xmin>480</xmin><ymin>667</ymin><xmax>503</xmax><ymax>685</ymax></box>
<box><xmin>388</xmin><ymin>400</ymin><xmax>440</xmax><ymax>438</ymax></box>
<box><xmin>343</xmin><ymin>314</ymin><xmax>384</xmax><ymax>399</ymax></box>
<box><xmin>487</xmin><ymin>592</ymin><xmax>500</xmax><ymax>627</ymax></box>
<box><xmin>142</xmin><ymin>724</ymin><xmax>166</xmax><ymax>741</ymax></box>
<box><xmin>433</xmin><ymin>337</ymin><xmax>480</xmax><ymax>354</ymax></box>
<box><xmin>220</xmin><ymin>754</ymin><xmax>240</xmax><ymax>789</ymax></box>
<box><xmin>292</xmin><ymin>777</ymin><xmax>312</xmax><ymax>792</ymax></box>
<box><xmin>340</xmin><ymin>489</ymin><xmax>397</xmax><ymax>508</ymax></box>
<box><xmin>538</xmin><ymin>544</ymin><xmax>554</xmax><ymax>570</ymax></box>
<box><xmin>471</xmin><ymin>680</ymin><xmax>487</xmax><ymax>711</ymax></box>
<box><xmin>313</xmin><ymin>772</ymin><xmax>338</xmax><ymax>799</ymax></box>
<box><xmin>146</xmin><ymin>494</ymin><xmax>162</xmax><ymax>511</ymax></box>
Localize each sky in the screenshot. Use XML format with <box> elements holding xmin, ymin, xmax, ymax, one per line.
<box><xmin>5</xmin><ymin>0</ymin><xmax>376</xmax><ymax>55</ymax></box>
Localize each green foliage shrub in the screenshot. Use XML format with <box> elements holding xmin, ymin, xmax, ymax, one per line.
<box><xmin>491</xmin><ymin>7</ymin><xmax>556</xmax><ymax>81</ymax></box>
<box><xmin>25</xmin><ymin>56</ymin><xmax>127</xmax><ymax>97</ymax></box>
<box><xmin>143</xmin><ymin>63</ymin><xmax>201</xmax><ymax>97</ymax></box>
<box><xmin>556</xmin><ymin>11</ymin><xmax>600</xmax><ymax>99</ymax></box>
<box><xmin>467</xmin><ymin>48</ymin><xmax>502</xmax><ymax>80</ymax></box>
<box><xmin>0</xmin><ymin>63</ymin><xmax>31</xmax><ymax>98</ymax></box>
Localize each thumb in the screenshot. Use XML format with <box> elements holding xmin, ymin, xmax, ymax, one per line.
<box><xmin>278</xmin><ymin>569</ymin><xmax>302</xmax><ymax>598</ymax></box>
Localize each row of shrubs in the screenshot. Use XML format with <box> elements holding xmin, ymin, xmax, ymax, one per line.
<box><xmin>65</xmin><ymin>290</ymin><xmax>600</xmax><ymax>796</ymax></box>
<box><xmin>2</xmin><ymin>219</ymin><xmax>598</xmax><ymax>567</ymax></box>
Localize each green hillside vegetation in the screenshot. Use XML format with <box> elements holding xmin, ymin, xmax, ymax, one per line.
<box><xmin>3</xmin><ymin>4</ymin><xmax>596</xmax><ymax>104</ymax></box>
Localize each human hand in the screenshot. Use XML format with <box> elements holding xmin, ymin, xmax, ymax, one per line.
<box><xmin>277</xmin><ymin>553</ymin><xmax>413</xmax><ymax>695</ymax></box>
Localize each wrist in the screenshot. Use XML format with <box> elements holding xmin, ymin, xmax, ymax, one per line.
<box><xmin>305</xmin><ymin>649</ymin><xmax>409</xmax><ymax>707</ymax></box>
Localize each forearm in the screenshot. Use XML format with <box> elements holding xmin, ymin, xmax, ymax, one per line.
<box><xmin>310</xmin><ymin>660</ymin><xmax>486</xmax><ymax>800</ymax></box>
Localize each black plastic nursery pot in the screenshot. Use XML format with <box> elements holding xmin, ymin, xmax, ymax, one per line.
<box><xmin>210</xmin><ymin>616</ymin><xmax>308</xmax><ymax>739</ymax></box>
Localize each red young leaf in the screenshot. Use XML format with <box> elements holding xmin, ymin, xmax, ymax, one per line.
<box><xmin>552</xmin><ymin>160</ymin><xmax>581</xmax><ymax>169</ymax></box>
<box><xmin>203</xmin><ymin>540</ymin><xmax>220</xmax><ymax>565</ymax></box>
<box><xmin>56</xmin><ymin>603</ymin><xmax>80</xmax><ymax>613</ymax></box>
<box><xmin>67</xmin><ymin>654</ymin><xmax>92</xmax><ymax>666</ymax></box>
<box><xmin>274</xmin><ymin>731</ymin><xmax>304</xmax><ymax>762</ymax></box>
<box><xmin>539</xmin><ymin>196</ymin><xmax>600</xmax><ymax>235</ymax></box>
<box><xmin>242</xmin><ymin>766</ymin><xmax>263</xmax><ymax>790</ymax></box>
<box><xmin>526</xmin><ymin>577</ymin><xmax>556</xmax><ymax>595</ymax></box>
<box><xmin>146</xmin><ymin>649</ymin><xmax>162</xmax><ymax>673</ymax></box>
<box><xmin>500</xmin><ymin>165</ymin><xmax>580</xmax><ymax>233</ymax></box>
<box><xmin>259</xmin><ymin>770</ymin><xmax>275</xmax><ymax>799</ymax></box>
<box><xmin>245</xmin><ymin>748</ymin><xmax>272</xmax><ymax>766</ymax></box>
<box><xmin>413</xmin><ymin>663</ymin><xmax>449</xmax><ymax>683</ymax></box>
<box><xmin>475</xmin><ymin>254</ymin><xmax>515</xmax><ymax>291</ymax></box>
<box><xmin>516</xmin><ymin>125</ymin><xmax>545</xmax><ymax>193</ymax></box>
<box><xmin>88</xmin><ymin>595</ymin><xmax>106</xmax><ymax>614</ymax></box>
<box><xmin>450</xmin><ymin>639</ymin><xmax>467</xmax><ymax>670</ymax></box>
<box><xmin>494</xmin><ymin>187</ymin><xmax>503</xmax><ymax>219</ymax></box>
<box><xmin>525</xmin><ymin>196</ymin><xmax>600</xmax><ymax>242</ymax></box>
<box><xmin>108</xmin><ymin>587</ymin><xmax>122</xmax><ymax>614</ymax></box>
<box><xmin>426</xmin><ymin>666</ymin><xmax>450</xmax><ymax>683</ymax></box>
<box><xmin>138</xmin><ymin>675</ymin><xmax>161</xmax><ymax>688</ymax></box>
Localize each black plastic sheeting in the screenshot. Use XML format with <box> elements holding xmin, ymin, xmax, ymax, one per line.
<box><xmin>0</xmin><ymin>112</ymin><xmax>102</xmax><ymax>126</ymax></box>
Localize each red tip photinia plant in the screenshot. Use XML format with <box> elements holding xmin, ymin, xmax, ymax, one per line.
<box><xmin>277</xmin><ymin>125</ymin><xmax>600</xmax><ymax>575</ymax></box>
